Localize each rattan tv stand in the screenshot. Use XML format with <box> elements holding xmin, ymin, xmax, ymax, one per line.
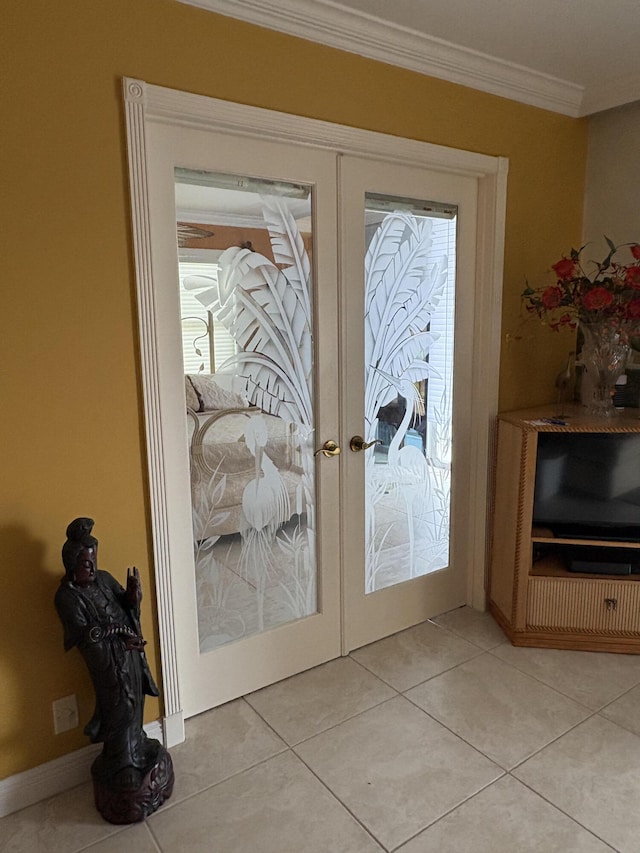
<box><xmin>488</xmin><ymin>404</ymin><xmax>640</xmax><ymax>653</ymax></box>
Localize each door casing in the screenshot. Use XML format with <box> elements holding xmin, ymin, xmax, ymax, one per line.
<box><xmin>123</xmin><ymin>77</ymin><xmax>508</xmax><ymax>746</ymax></box>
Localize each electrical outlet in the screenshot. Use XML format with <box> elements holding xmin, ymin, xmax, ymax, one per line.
<box><xmin>52</xmin><ymin>694</ymin><xmax>79</xmax><ymax>734</ymax></box>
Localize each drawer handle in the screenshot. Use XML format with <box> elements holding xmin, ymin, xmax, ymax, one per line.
<box><xmin>604</xmin><ymin>598</ymin><xmax>618</xmax><ymax>612</ymax></box>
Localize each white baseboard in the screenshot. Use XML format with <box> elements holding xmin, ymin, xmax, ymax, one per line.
<box><xmin>0</xmin><ymin>720</ymin><xmax>164</xmax><ymax>819</ymax></box>
<box><xmin>162</xmin><ymin>711</ymin><xmax>185</xmax><ymax>748</ymax></box>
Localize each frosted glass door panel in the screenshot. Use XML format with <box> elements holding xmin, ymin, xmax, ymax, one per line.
<box><xmin>175</xmin><ymin>169</ymin><xmax>317</xmax><ymax>652</ymax></box>
<box><xmin>364</xmin><ymin>195</ymin><xmax>457</xmax><ymax>593</ymax></box>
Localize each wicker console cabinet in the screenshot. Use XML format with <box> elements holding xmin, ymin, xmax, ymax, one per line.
<box><xmin>488</xmin><ymin>404</ymin><xmax>640</xmax><ymax>653</ymax></box>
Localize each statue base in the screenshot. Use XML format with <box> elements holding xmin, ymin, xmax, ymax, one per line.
<box><xmin>92</xmin><ymin>743</ymin><xmax>174</xmax><ymax>824</ymax></box>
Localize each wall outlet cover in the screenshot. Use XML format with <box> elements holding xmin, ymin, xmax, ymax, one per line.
<box><xmin>52</xmin><ymin>695</ymin><xmax>79</xmax><ymax>735</ymax></box>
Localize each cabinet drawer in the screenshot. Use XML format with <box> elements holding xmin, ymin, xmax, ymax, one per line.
<box><xmin>527</xmin><ymin>577</ymin><xmax>640</xmax><ymax>634</ymax></box>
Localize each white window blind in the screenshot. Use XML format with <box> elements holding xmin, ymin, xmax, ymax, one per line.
<box><xmin>424</xmin><ymin>217</ymin><xmax>456</xmax><ymax>464</ymax></box>
<box><xmin>178</xmin><ymin>261</ymin><xmax>236</xmax><ymax>374</ymax></box>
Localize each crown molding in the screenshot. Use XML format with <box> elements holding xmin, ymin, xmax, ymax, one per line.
<box><xmin>178</xmin><ymin>0</ymin><xmax>584</xmax><ymax>116</ymax></box>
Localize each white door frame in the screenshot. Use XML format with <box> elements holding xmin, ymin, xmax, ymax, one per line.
<box><xmin>123</xmin><ymin>77</ymin><xmax>508</xmax><ymax>746</ymax></box>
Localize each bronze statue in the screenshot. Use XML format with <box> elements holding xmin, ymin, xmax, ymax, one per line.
<box><xmin>55</xmin><ymin>518</ymin><xmax>173</xmax><ymax>823</ymax></box>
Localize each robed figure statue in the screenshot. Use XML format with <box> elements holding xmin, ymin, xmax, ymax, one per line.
<box><xmin>55</xmin><ymin>518</ymin><xmax>173</xmax><ymax>823</ymax></box>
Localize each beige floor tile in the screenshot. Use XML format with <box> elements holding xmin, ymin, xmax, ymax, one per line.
<box><xmin>295</xmin><ymin>695</ymin><xmax>502</xmax><ymax>851</ymax></box>
<box><xmin>79</xmin><ymin>823</ymin><xmax>160</xmax><ymax>852</ymax></box>
<box><xmin>166</xmin><ymin>698</ymin><xmax>286</xmax><ymax>804</ymax></box>
<box><xmin>491</xmin><ymin>642</ymin><xmax>640</xmax><ymax>709</ymax></box>
<box><xmin>148</xmin><ymin>751</ymin><xmax>383</xmax><ymax>853</ymax></box>
<box><xmin>514</xmin><ymin>714</ymin><xmax>640</xmax><ymax>853</ymax></box>
<box><xmin>431</xmin><ymin>605</ymin><xmax>508</xmax><ymax>650</ymax></box>
<box><xmin>406</xmin><ymin>653</ymin><xmax>592</xmax><ymax>769</ymax></box>
<box><xmin>0</xmin><ymin>783</ymin><xmax>119</xmax><ymax>853</ymax></box>
<box><xmin>600</xmin><ymin>684</ymin><xmax>640</xmax><ymax>737</ymax></box>
<box><xmin>9</xmin><ymin>624</ymin><xmax>640</xmax><ymax>853</ymax></box>
<box><xmin>245</xmin><ymin>657</ymin><xmax>396</xmax><ymax>745</ymax></box>
<box><xmin>396</xmin><ymin>775</ymin><xmax>613</xmax><ymax>852</ymax></box>
<box><xmin>350</xmin><ymin>620</ymin><xmax>482</xmax><ymax>691</ymax></box>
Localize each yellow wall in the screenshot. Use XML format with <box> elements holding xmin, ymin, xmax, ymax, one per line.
<box><xmin>1</xmin><ymin>0</ymin><xmax>586</xmax><ymax>780</ymax></box>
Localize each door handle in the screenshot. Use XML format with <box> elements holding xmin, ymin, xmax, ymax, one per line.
<box><xmin>314</xmin><ymin>439</ymin><xmax>341</xmax><ymax>458</ymax></box>
<box><xmin>349</xmin><ymin>435</ymin><xmax>383</xmax><ymax>452</ymax></box>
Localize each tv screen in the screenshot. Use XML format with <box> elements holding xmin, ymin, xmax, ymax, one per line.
<box><xmin>533</xmin><ymin>432</ymin><xmax>640</xmax><ymax>541</ymax></box>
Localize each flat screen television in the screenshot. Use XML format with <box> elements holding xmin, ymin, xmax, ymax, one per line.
<box><xmin>533</xmin><ymin>432</ymin><xmax>640</xmax><ymax>542</ymax></box>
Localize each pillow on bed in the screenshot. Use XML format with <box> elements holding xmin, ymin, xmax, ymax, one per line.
<box><xmin>188</xmin><ymin>374</ymin><xmax>249</xmax><ymax>411</ymax></box>
<box><xmin>185</xmin><ymin>376</ymin><xmax>200</xmax><ymax>410</ymax></box>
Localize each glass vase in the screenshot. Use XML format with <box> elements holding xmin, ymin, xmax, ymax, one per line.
<box><xmin>579</xmin><ymin>320</ymin><xmax>630</xmax><ymax>417</ymax></box>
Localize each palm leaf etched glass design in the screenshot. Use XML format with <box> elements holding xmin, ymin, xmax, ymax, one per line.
<box><xmin>178</xmin><ymin>177</ymin><xmax>317</xmax><ymax>651</ymax></box>
<box><xmin>364</xmin><ymin>206</ymin><xmax>455</xmax><ymax>592</ymax></box>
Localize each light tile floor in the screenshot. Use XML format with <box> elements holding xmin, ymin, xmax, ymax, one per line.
<box><xmin>3</xmin><ymin>606</ymin><xmax>640</xmax><ymax>852</ymax></box>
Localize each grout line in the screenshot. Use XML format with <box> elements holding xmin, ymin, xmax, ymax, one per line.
<box><xmin>595</xmin><ymin>706</ymin><xmax>640</xmax><ymax>740</ymax></box>
<box><xmin>396</xmin><ymin>655</ymin><xmax>607</xmax><ymax>775</ymax></box>
<box><xmin>39</xmin><ymin>616</ymin><xmax>640</xmax><ymax>852</ymax></box>
<box><xmin>145</xmin><ymin>747</ymin><xmax>292</xmax><ymax>819</ymax></box>
<box><xmin>510</xmin><ymin>775</ymin><xmax>620</xmax><ymax>852</ymax></box>
<box><xmin>153</xmin><ymin>639</ymin><xmax>488</xmax><ymax>819</ymax></box>
<box><xmin>240</xmin><ymin>695</ymin><xmax>297</xmax><ymax>744</ymax></box>
<box><xmin>348</xmin><ymin>648</ymin><xmax>485</xmax><ymax>694</ymax></box>
<box><xmin>427</xmin><ymin>614</ymin><xmax>509</xmax><ymax>653</ymax></box>
<box><xmin>346</xmin><ymin>651</ymin><xmax>403</xmax><ymax>692</ymax></box>
<box><xmin>145</xmin><ymin>739</ymin><xmax>289</xmax><ymax>815</ymax></box>
<box><xmin>144</xmin><ymin>816</ymin><xmax>165</xmax><ymax>853</ymax></box>
<box><xmin>70</xmin><ymin>827</ymin><xmax>130</xmax><ymax>853</ymax></box>
<box><xmin>483</xmin><ymin>645</ymin><xmax>625</xmax><ymax>712</ymax></box>
<box><xmin>507</xmin><ymin>708</ymin><xmax>602</xmax><ymax>774</ymax></box>
<box><xmin>386</xmin><ymin>776</ymin><xmax>507</xmax><ymax>853</ymax></box>
<box><xmin>400</xmin><ymin>688</ymin><xmax>510</xmax><ymax>771</ymax></box>
<box><xmin>154</xmin><ymin>682</ymin><xmax>415</xmax><ymax>817</ymax></box>
<box><xmin>345</xmin><ymin>653</ymin><xmax>401</xmax><ymax>690</ymax></box>
<box><xmin>597</xmin><ymin>680</ymin><xmax>640</xmax><ymax>735</ymax></box>
<box><xmin>271</xmin><ymin>693</ymin><xmax>402</xmax><ymax>749</ymax></box>
<box><xmin>73</xmin><ymin>821</ymin><xmax>163</xmax><ymax>853</ymax></box>
<box><xmin>289</xmin><ymin>695</ymin><xmax>400</xmax><ymax>747</ymax></box>
<box><xmin>157</xmin><ymin>729</ymin><xmax>386</xmax><ymax>852</ymax></box>
<box><xmin>290</xmin><ymin>748</ymin><xmax>388</xmax><ymax>851</ymax></box>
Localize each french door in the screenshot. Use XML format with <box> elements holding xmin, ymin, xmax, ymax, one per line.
<box><xmin>144</xmin><ymin>124</ymin><xmax>342</xmax><ymax>718</ymax></box>
<box><xmin>340</xmin><ymin>156</ymin><xmax>478</xmax><ymax>651</ymax></box>
<box><xmin>124</xmin><ymin>79</ymin><xmax>505</xmax><ymax>739</ymax></box>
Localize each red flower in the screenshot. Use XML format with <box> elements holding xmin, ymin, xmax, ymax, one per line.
<box><xmin>551</xmin><ymin>257</ymin><xmax>577</xmax><ymax>280</ymax></box>
<box><xmin>625</xmin><ymin>265</ymin><xmax>640</xmax><ymax>288</ymax></box>
<box><xmin>582</xmin><ymin>287</ymin><xmax>614</xmax><ymax>310</ymax></box>
<box><xmin>626</xmin><ymin>299</ymin><xmax>640</xmax><ymax>319</ymax></box>
<box><xmin>523</xmin><ymin>241</ymin><xmax>640</xmax><ymax>330</ymax></box>
<box><xmin>541</xmin><ymin>286</ymin><xmax>563</xmax><ymax>309</ymax></box>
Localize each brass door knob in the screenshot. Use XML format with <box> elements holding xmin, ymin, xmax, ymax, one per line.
<box><xmin>349</xmin><ymin>435</ymin><xmax>383</xmax><ymax>452</ymax></box>
<box><xmin>314</xmin><ymin>439</ymin><xmax>341</xmax><ymax>458</ymax></box>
